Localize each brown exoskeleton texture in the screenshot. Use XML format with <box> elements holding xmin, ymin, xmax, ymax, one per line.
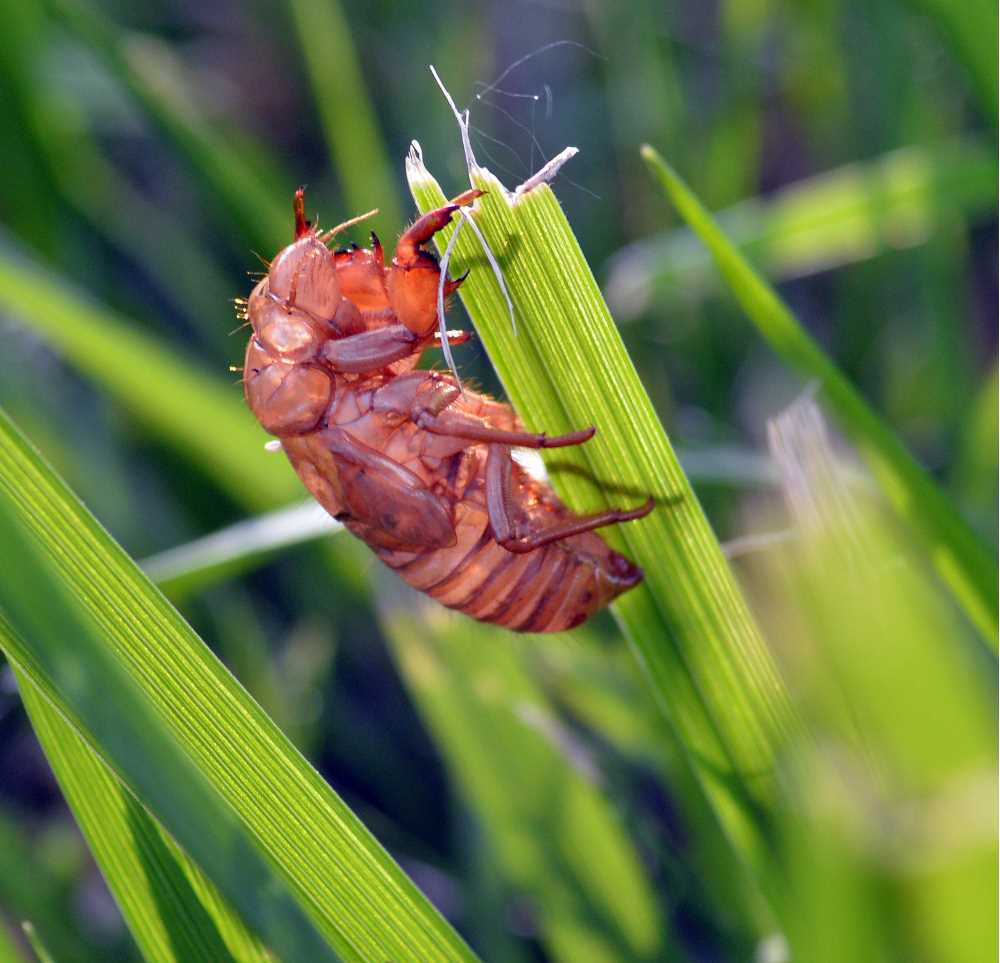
<box><xmin>243</xmin><ymin>190</ymin><xmax>652</xmax><ymax>632</ymax></box>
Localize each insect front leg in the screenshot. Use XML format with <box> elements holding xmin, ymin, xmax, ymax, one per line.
<box><xmin>387</xmin><ymin>190</ymin><xmax>483</xmax><ymax>337</ymax></box>
<box><xmin>393</xmin><ymin>189</ymin><xmax>484</xmax><ymax>266</ymax></box>
<box><xmin>485</xmin><ymin>444</ymin><xmax>654</xmax><ymax>554</ymax></box>
<box><xmin>321</xmin><ymin>324</ymin><xmax>420</xmax><ymax>372</ymax></box>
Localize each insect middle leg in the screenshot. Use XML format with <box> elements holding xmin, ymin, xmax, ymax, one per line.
<box><xmin>412</xmin><ymin>380</ymin><xmax>596</xmax><ymax>449</ymax></box>
<box><xmin>485</xmin><ymin>444</ymin><xmax>654</xmax><ymax>554</ymax></box>
<box><xmin>319</xmin><ymin>427</ymin><xmax>456</xmax><ymax>549</ymax></box>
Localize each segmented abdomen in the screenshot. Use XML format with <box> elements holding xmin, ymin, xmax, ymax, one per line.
<box><xmin>375</xmin><ymin>463</ymin><xmax>641</xmax><ymax>633</ymax></box>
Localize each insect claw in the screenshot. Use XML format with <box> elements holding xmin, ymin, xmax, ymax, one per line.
<box><xmin>443</xmin><ymin>270</ymin><xmax>470</xmax><ymax>296</ymax></box>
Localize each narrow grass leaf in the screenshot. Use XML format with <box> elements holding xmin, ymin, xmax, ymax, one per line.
<box><xmin>0</xmin><ymin>239</ymin><xmax>297</xmax><ymax>511</ymax></box>
<box><xmin>641</xmin><ymin>144</ymin><xmax>998</xmax><ymax>645</ymax></box>
<box><xmin>19</xmin><ymin>924</ymin><xmax>54</xmax><ymax>963</ymax></box>
<box><xmin>288</xmin><ymin>0</ymin><xmax>403</xmax><ymax>235</ymax></box>
<box><xmin>17</xmin><ymin>678</ymin><xmax>273</xmax><ymax>963</ymax></box>
<box><xmin>50</xmin><ymin>0</ymin><xmax>289</xmax><ymax>252</ymax></box>
<box><xmin>379</xmin><ymin>583</ymin><xmax>673</xmax><ymax>963</ymax></box>
<box><xmin>142</xmin><ymin>500</ymin><xmax>340</xmax><ymax>599</ymax></box>
<box><xmin>0</xmin><ymin>464</ymin><xmax>339</xmax><ymax>962</ymax></box>
<box><xmin>408</xmin><ymin>141</ymin><xmax>797</xmax><ymax>884</ymax></box>
<box><xmin>607</xmin><ymin>141</ymin><xmax>997</xmax><ymax>320</ymax></box>
<box><xmin>0</xmin><ymin>408</ymin><xmax>480</xmax><ymax>963</ymax></box>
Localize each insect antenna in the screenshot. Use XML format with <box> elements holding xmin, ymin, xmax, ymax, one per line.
<box><xmin>319</xmin><ymin>208</ymin><xmax>380</xmax><ymax>245</ymax></box>
<box><xmin>429</xmin><ymin>67</ymin><xmax>518</xmax><ymax>341</ymax></box>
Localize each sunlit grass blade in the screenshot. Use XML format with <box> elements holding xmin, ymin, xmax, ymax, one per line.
<box><xmin>140</xmin><ymin>441</ymin><xmax>781</xmax><ymax>600</ymax></box>
<box><xmin>0</xmin><ymin>238</ymin><xmax>297</xmax><ymax>512</ymax></box>
<box><xmin>288</xmin><ymin>0</ymin><xmax>403</xmax><ymax>236</ymax></box>
<box><xmin>50</xmin><ymin>0</ymin><xmax>289</xmax><ymax>253</ymax></box>
<box><xmin>607</xmin><ymin>141</ymin><xmax>997</xmax><ymax>320</ymax></box>
<box><xmin>143</xmin><ymin>500</ymin><xmax>340</xmax><ymax>599</ymax></box>
<box><xmin>640</xmin><ymin>144</ymin><xmax>998</xmax><ymax>645</ymax></box>
<box><xmin>408</xmin><ymin>139</ymin><xmax>798</xmax><ymax>887</ymax></box>
<box><xmin>0</xmin><ymin>495</ymin><xmax>336</xmax><ymax>961</ymax></box>
<box><xmin>19</xmin><ymin>923</ymin><xmax>53</xmax><ymax>963</ymax></box>
<box><xmin>763</xmin><ymin>396</ymin><xmax>996</xmax><ymax>963</ymax></box>
<box><xmin>0</xmin><ymin>408</ymin><xmax>481</xmax><ymax>963</ymax></box>
<box><xmin>378</xmin><ymin>581</ymin><xmax>674</xmax><ymax>963</ymax></box>
<box><xmin>17</xmin><ymin>680</ymin><xmax>273</xmax><ymax>963</ymax></box>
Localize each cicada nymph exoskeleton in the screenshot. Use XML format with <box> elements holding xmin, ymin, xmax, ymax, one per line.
<box><xmin>242</xmin><ymin>190</ymin><xmax>652</xmax><ymax>632</ymax></box>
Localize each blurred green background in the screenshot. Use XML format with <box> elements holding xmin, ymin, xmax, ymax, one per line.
<box><xmin>0</xmin><ymin>0</ymin><xmax>995</xmax><ymax>960</ymax></box>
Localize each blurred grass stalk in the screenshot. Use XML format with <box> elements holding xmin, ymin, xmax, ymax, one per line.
<box><xmin>641</xmin><ymin>145</ymin><xmax>998</xmax><ymax>646</ymax></box>
<box><xmin>378</xmin><ymin>590</ymin><xmax>674</xmax><ymax>963</ymax></box>
<box><xmin>49</xmin><ymin>0</ymin><xmax>290</xmax><ymax>253</ymax></box>
<box><xmin>288</xmin><ymin>0</ymin><xmax>403</xmax><ymax>236</ymax></box>
<box><xmin>408</xmin><ymin>129</ymin><xmax>798</xmax><ymax>893</ymax></box>
<box><xmin>765</xmin><ymin>396</ymin><xmax>996</xmax><ymax>963</ymax></box>
<box><xmin>607</xmin><ymin>141</ymin><xmax>997</xmax><ymax>319</ymax></box>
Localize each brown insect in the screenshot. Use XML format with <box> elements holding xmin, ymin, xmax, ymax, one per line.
<box><xmin>242</xmin><ymin>189</ymin><xmax>652</xmax><ymax>632</ymax></box>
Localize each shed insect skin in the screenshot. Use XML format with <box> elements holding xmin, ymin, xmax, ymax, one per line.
<box><xmin>243</xmin><ymin>190</ymin><xmax>653</xmax><ymax>632</ymax></box>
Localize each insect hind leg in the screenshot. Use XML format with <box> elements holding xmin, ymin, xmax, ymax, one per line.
<box><xmin>484</xmin><ymin>443</ymin><xmax>653</xmax><ymax>554</ymax></box>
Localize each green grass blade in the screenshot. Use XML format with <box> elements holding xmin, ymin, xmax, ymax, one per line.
<box><xmin>17</xmin><ymin>678</ymin><xmax>273</xmax><ymax>963</ymax></box>
<box><xmin>142</xmin><ymin>501</ymin><xmax>340</xmax><ymax>599</ymax></box>
<box><xmin>765</xmin><ymin>396</ymin><xmax>996</xmax><ymax>963</ymax></box>
<box><xmin>288</xmin><ymin>0</ymin><xmax>403</xmax><ymax>235</ymax></box>
<box><xmin>0</xmin><ymin>408</ymin><xmax>480</xmax><ymax>963</ymax></box>
<box><xmin>0</xmin><ymin>920</ymin><xmax>29</xmax><ymax>963</ymax></box>
<box><xmin>380</xmin><ymin>587</ymin><xmax>674</xmax><ymax>963</ymax></box>
<box><xmin>407</xmin><ymin>143</ymin><xmax>797</xmax><ymax>884</ymax></box>
<box><xmin>50</xmin><ymin>0</ymin><xmax>289</xmax><ymax>253</ymax></box>
<box><xmin>0</xmin><ymin>503</ymin><xmax>336</xmax><ymax>961</ymax></box>
<box><xmin>0</xmin><ymin>238</ymin><xmax>297</xmax><ymax>511</ymax></box>
<box><xmin>640</xmin><ymin>144</ymin><xmax>998</xmax><ymax>645</ymax></box>
<box><xmin>607</xmin><ymin>141</ymin><xmax>997</xmax><ymax>319</ymax></box>
<box><xmin>903</xmin><ymin>0</ymin><xmax>997</xmax><ymax>119</ymax></box>
<box><xmin>19</xmin><ymin>924</ymin><xmax>54</xmax><ymax>963</ymax></box>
